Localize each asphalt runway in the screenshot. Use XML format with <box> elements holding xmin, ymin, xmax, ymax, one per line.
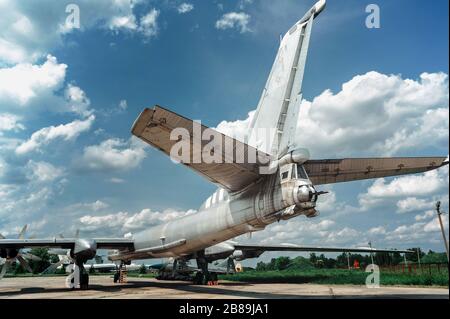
<box><xmin>0</xmin><ymin>276</ymin><xmax>448</xmax><ymax>299</ymax></box>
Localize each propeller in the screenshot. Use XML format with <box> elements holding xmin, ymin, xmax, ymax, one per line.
<box><xmin>41</xmin><ymin>229</ymin><xmax>79</xmax><ymax>274</ymax></box>
<box><xmin>0</xmin><ymin>225</ymin><xmax>41</xmax><ymax>280</ymax></box>
<box><xmin>41</xmin><ymin>257</ymin><xmax>67</xmax><ymax>274</ymax></box>
<box><xmin>0</xmin><ymin>260</ymin><xmax>8</xmax><ymax>279</ymax></box>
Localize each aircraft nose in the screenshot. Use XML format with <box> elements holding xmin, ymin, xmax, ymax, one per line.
<box><xmin>296</xmin><ymin>185</ymin><xmax>317</xmax><ymax>203</ymax></box>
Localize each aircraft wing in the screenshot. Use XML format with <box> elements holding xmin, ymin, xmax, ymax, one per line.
<box><xmin>0</xmin><ymin>238</ymin><xmax>134</xmax><ymax>250</ymax></box>
<box><xmin>132</xmin><ymin>106</ymin><xmax>272</xmax><ymax>192</ymax></box>
<box><xmin>303</xmin><ymin>157</ymin><xmax>448</xmax><ymax>185</ymax></box>
<box><xmin>233</xmin><ymin>244</ymin><xmax>413</xmax><ymax>254</ymax></box>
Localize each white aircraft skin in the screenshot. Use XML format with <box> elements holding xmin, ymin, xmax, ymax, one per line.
<box><xmin>108</xmin><ymin>1</ymin><xmax>327</xmax><ymax>263</ymax></box>
<box><xmin>0</xmin><ymin>0</ymin><xmax>446</xmax><ymax>288</ymax></box>
<box><xmin>112</xmin><ymin>173</ymin><xmax>313</xmax><ymax>261</ymax></box>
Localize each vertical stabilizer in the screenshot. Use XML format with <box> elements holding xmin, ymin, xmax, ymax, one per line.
<box><xmin>248</xmin><ymin>0</ymin><xmax>325</xmax><ymax>157</ymax></box>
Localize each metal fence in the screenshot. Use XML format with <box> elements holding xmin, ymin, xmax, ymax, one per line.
<box><xmin>379</xmin><ymin>263</ymin><xmax>449</xmax><ymax>275</ymax></box>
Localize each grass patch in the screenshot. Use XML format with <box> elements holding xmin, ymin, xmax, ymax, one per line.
<box><xmin>219</xmin><ymin>269</ymin><xmax>449</xmax><ymax>287</ymax></box>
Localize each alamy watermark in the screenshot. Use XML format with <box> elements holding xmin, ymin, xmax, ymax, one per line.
<box><xmin>365</xmin><ymin>264</ymin><xmax>380</xmax><ymax>288</ymax></box>
<box><xmin>366</xmin><ymin>4</ymin><xmax>381</xmax><ymax>29</ymax></box>
<box><xmin>65</xmin><ymin>4</ymin><xmax>80</xmax><ymax>30</ymax></box>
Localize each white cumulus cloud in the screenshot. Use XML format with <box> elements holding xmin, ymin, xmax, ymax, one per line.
<box><xmin>0</xmin><ymin>55</ymin><xmax>66</xmax><ymax>106</ymax></box>
<box><xmin>15</xmin><ymin>115</ymin><xmax>95</xmax><ymax>155</ymax></box>
<box><xmin>65</xmin><ymin>84</ymin><xmax>92</xmax><ymax>117</ymax></box>
<box><xmin>138</xmin><ymin>9</ymin><xmax>160</xmax><ymax>39</ymax></box>
<box><xmin>78</xmin><ymin>137</ymin><xmax>147</xmax><ymax>172</ymax></box>
<box><xmin>177</xmin><ymin>3</ymin><xmax>194</xmax><ymax>14</ymax></box>
<box><xmin>209</xmin><ymin>72</ymin><xmax>448</xmax><ymax>159</ymax></box>
<box><xmin>296</xmin><ymin>71</ymin><xmax>449</xmax><ymax>157</ymax></box>
<box><xmin>359</xmin><ymin>168</ymin><xmax>448</xmax><ymax>210</ymax></box>
<box><xmin>216</xmin><ymin>12</ymin><xmax>251</xmax><ymax>33</ymax></box>
<box><xmin>0</xmin><ymin>113</ymin><xmax>25</xmax><ymax>133</ymax></box>
<box><xmin>26</xmin><ymin>160</ymin><xmax>65</xmax><ymax>182</ymax></box>
<box><xmin>415</xmin><ymin>210</ymin><xmax>435</xmax><ymax>221</ymax></box>
<box><xmin>396</xmin><ymin>197</ymin><xmax>433</xmax><ymax>213</ymax></box>
<box><xmin>0</xmin><ymin>0</ymin><xmax>151</xmax><ymax>64</ymax></box>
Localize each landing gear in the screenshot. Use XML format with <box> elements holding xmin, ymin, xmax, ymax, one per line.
<box><xmin>226</xmin><ymin>257</ymin><xmax>236</xmax><ymax>274</ymax></box>
<box><xmin>80</xmin><ymin>272</ymin><xmax>89</xmax><ymax>290</ymax></box>
<box><xmin>156</xmin><ymin>259</ymin><xmax>191</xmax><ymax>281</ymax></box>
<box><xmin>193</xmin><ymin>271</ymin><xmax>204</xmax><ymax>285</ymax></box>
<box><xmin>194</xmin><ymin>250</ymin><xmax>219</xmax><ymax>285</ymax></box>
<box><xmin>65</xmin><ymin>260</ymin><xmax>89</xmax><ymax>290</ymax></box>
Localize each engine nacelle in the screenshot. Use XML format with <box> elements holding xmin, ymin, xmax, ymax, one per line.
<box><xmin>0</xmin><ymin>248</ymin><xmax>18</xmax><ymax>259</ymax></box>
<box><xmin>204</xmin><ymin>242</ymin><xmax>235</xmax><ymax>262</ymax></box>
<box><xmin>232</xmin><ymin>250</ymin><xmax>243</xmax><ymax>260</ymax></box>
<box><xmin>70</xmin><ymin>239</ymin><xmax>97</xmax><ymax>262</ymax></box>
<box><xmin>232</xmin><ymin>249</ymin><xmax>264</xmax><ymax>261</ymax></box>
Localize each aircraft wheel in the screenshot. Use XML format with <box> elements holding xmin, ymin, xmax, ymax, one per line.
<box><xmin>113</xmin><ymin>272</ymin><xmax>119</xmax><ymax>283</ymax></box>
<box><xmin>80</xmin><ymin>273</ymin><xmax>89</xmax><ymax>290</ymax></box>
<box><xmin>193</xmin><ymin>272</ymin><xmax>203</xmax><ymax>285</ymax></box>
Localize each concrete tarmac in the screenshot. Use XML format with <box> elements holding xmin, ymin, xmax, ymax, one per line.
<box><xmin>0</xmin><ymin>276</ymin><xmax>448</xmax><ymax>299</ymax></box>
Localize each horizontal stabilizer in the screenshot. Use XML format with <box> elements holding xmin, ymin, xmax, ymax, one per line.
<box><xmin>132</xmin><ymin>106</ymin><xmax>272</xmax><ymax>192</ymax></box>
<box><xmin>303</xmin><ymin>157</ymin><xmax>448</xmax><ymax>185</ymax></box>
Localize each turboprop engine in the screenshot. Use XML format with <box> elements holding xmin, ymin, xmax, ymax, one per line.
<box><xmin>232</xmin><ymin>249</ymin><xmax>264</xmax><ymax>261</ymax></box>
<box><xmin>204</xmin><ymin>242</ymin><xmax>235</xmax><ymax>262</ymax></box>
<box><xmin>70</xmin><ymin>239</ymin><xmax>97</xmax><ymax>263</ymax></box>
<box><xmin>0</xmin><ymin>248</ymin><xmax>18</xmax><ymax>259</ymax></box>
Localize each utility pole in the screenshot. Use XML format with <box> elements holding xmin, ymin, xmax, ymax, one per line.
<box><xmin>436</xmin><ymin>201</ymin><xmax>449</xmax><ymax>262</ymax></box>
<box><xmin>347</xmin><ymin>252</ymin><xmax>350</xmax><ymax>270</ymax></box>
<box><xmin>368</xmin><ymin>241</ymin><xmax>375</xmax><ymax>265</ymax></box>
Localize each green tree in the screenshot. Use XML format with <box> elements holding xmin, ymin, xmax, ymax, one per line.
<box><xmin>49</xmin><ymin>254</ymin><xmax>59</xmax><ymax>264</ymax></box>
<box><xmin>422</xmin><ymin>252</ymin><xmax>447</xmax><ymax>263</ymax></box>
<box><xmin>288</xmin><ymin>256</ymin><xmax>314</xmax><ymax>270</ymax></box>
<box><xmin>405</xmin><ymin>248</ymin><xmax>425</xmax><ymax>262</ymax></box>
<box><xmin>336</xmin><ymin>253</ymin><xmax>348</xmax><ymax>268</ymax></box>
<box><xmin>391</xmin><ymin>251</ymin><xmax>403</xmax><ymax>265</ymax></box>
<box><xmin>139</xmin><ymin>264</ymin><xmax>147</xmax><ymax>274</ymax></box>
<box><xmin>266</xmin><ymin>258</ymin><xmax>277</xmax><ymax>271</ymax></box>
<box><xmin>255</xmin><ymin>261</ymin><xmax>266</xmax><ymax>271</ymax></box>
<box><xmin>274</xmin><ymin>256</ymin><xmax>290</xmax><ymax>270</ymax></box>
<box><xmin>309</xmin><ymin>253</ymin><xmax>317</xmax><ymax>266</ymax></box>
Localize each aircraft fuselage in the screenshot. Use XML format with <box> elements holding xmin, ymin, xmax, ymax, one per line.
<box><xmin>110</xmin><ymin>163</ymin><xmax>318</xmax><ymax>261</ymax></box>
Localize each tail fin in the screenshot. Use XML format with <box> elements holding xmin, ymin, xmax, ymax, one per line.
<box><xmin>248</xmin><ymin>0</ymin><xmax>325</xmax><ymax>157</ymax></box>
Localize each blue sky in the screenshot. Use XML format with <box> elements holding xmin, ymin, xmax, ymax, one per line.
<box><xmin>0</xmin><ymin>0</ymin><xmax>448</xmax><ymax>259</ymax></box>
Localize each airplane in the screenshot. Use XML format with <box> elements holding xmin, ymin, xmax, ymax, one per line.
<box><xmin>36</xmin><ymin>238</ymin><xmax>414</xmax><ymax>284</ymax></box>
<box><xmin>0</xmin><ymin>0</ymin><xmax>448</xmax><ymax>290</ymax></box>
<box><xmin>42</xmin><ymin>249</ymin><xmax>146</xmax><ymax>274</ymax></box>
<box><xmin>150</xmin><ymin>241</ymin><xmax>414</xmax><ymax>283</ymax></box>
